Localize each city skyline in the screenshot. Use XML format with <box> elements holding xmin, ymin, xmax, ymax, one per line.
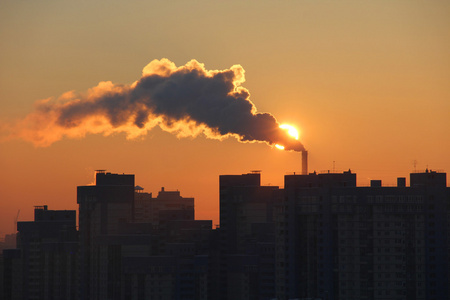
<box><xmin>3</xmin><ymin>169</ymin><xmax>449</xmax><ymax>299</ymax></box>
<box><xmin>1</xmin><ymin>1</ymin><xmax>449</xmax><ymax>235</ymax></box>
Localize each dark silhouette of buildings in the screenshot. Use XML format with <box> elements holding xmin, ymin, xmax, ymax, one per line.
<box><xmin>1</xmin><ymin>168</ymin><xmax>450</xmax><ymax>300</ymax></box>
<box><xmin>134</xmin><ymin>186</ymin><xmax>195</xmax><ymax>224</ymax></box>
<box><xmin>77</xmin><ymin>171</ymin><xmax>135</xmax><ymax>300</ymax></box>
<box><xmin>276</xmin><ymin>169</ymin><xmax>449</xmax><ymax>300</ymax></box>
<box><xmin>1</xmin><ymin>249</ymin><xmax>21</xmax><ymax>300</ymax></box>
<box><xmin>2</xmin><ymin>205</ymin><xmax>78</xmax><ymax>300</ymax></box>
<box><xmin>218</xmin><ymin>171</ymin><xmax>281</xmax><ymax>299</ymax></box>
<box><xmin>77</xmin><ymin>171</ymin><xmax>211</xmax><ymax>300</ymax></box>
<box><xmin>217</xmin><ymin>169</ymin><xmax>450</xmax><ymax>300</ymax></box>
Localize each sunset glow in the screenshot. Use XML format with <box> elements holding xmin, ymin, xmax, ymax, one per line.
<box><xmin>0</xmin><ymin>0</ymin><xmax>448</xmax><ymax>241</ymax></box>
<box><xmin>279</xmin><ymin>124</ymin><xmax>299</xmax><ymax>140</ymax></box>
<box><xmin>275</xmin><ymin>124</ymin><xmax>300</xmax><ymax>150</ymax></box>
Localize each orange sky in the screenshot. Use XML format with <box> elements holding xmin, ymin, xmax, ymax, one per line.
<box><xmin>1</xmin><ymin>1</ymin><xmax>449</xmax><ymax>235</ymax></box>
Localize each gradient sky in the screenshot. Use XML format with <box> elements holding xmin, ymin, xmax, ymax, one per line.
<box><xmin>1</xmin><ymin>0</ymin><xmax>449</xmax><ymax>235</ymax></box>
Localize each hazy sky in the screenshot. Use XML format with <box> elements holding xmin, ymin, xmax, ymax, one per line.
<box><xmin>1</xmin><ymin>0</ymin><xmax>449</xmax><ymax>234</ymax></box>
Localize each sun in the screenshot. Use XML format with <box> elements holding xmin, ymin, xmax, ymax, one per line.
<box><xmin>275</xmin><ymin>124</ymin><xmax>299</xmax><ymax>150</ymax></box>
<box><xmin>279</xmin><ymin>124</ymin><xmax>299</xmax><ymax>140</ymax></box>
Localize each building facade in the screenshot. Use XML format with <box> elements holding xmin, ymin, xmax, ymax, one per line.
<box><xmin>77</xmin><ymin>171</ymin><xmax>135</xmax><ymax>300</ymax></box>
<box><xmin>218</xmin><ymin>171</ymin><xmax>280</xmax><ymax>300</ymax></box>
<box><xmin>276</xmin><ymin>170</ymin><xmax>450</xmax><ymax>300</ymax></box>
<box><xmin>15</xmin><ymin>206</ymin><xmax>78</xmax><ymax>300</ymax></box>
<box><xmin>77</xmin><ymin>171</ymin><xmax>212</xmax><ymax>300</ymax></box>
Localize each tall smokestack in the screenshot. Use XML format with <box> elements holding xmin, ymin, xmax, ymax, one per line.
<box><xmin>302</xmin><ymin>150</ymin><xmax>308</xmax><ymax>175</ymax></box>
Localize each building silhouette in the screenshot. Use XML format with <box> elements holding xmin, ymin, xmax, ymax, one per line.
<box><xmin>276</xmin><ymin>169</ymin><xmax>449</xmax><ymax>300</ymax></box>
<box><xmin>77</xmin><ymin>171</ymin><xmax>211</xmax><ymax>300</ymax></box>
<box><xmin>1</xmin><ymin>168</ymin><xmax>449</xmax><ymax>300</ymax></box>
<box><xmin>77</xmin><ymin>171</ymin><xmax>135</xmax><ymax>300</ymax></box>
<box><xmin>7</xmin><ymin>205</ymin><xmax>78</xmax><ymax>300</ymax></box>
<box><xmin>134</xmin><ymin>186</ymin><xmax>194</xmax><ymax>224</ymax></box>
<box><xmin>217</xmin><ymin>171</ymin><xmax>280</xmax><ymax>299</ymax></box>
<box><xmin>1</xmin><ymin>249</ymin><xmax>21</xmax><ymax>300</ymax></box>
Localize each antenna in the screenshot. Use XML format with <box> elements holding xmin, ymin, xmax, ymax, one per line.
<box><xmin>413</xmin><ymin>160</ymin><xmax>417</xmax><ymax>172</ymax></box>
<box><xmin>333</xmin><ymin>161</ymin><xmax>336</xmax><ymax>173</ymax></box>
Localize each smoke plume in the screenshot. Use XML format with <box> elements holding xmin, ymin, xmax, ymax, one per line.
<box><xmin>1</xmin><ymin>59</ymin><xmax>304</xmax><ymax>151</ymax></box>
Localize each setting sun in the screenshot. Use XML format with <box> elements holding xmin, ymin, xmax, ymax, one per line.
<box><xmin>279</xmin><ymin>124</ymin><xmax>299</xmax><ymax>140</ymax></box>
<box><xmin>275</xmin><ymin>124</ymin><xmax>300</xmax><ymax>150</ymax></box>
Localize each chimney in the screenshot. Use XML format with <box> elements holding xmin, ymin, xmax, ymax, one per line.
<box><xmin>302</xmin><ymin>150</ymin><xmax>308</xmax><ymax>175</ymax></box>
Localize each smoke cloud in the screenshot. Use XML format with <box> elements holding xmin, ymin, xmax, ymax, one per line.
<box><xmin>1</xmin><ymin>59</ymin><xmax>304</xmax><ymax>151</ymax></box>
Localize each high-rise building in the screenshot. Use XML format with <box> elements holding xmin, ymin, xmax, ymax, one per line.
<box><xmin>77</xmin><ymin>171</ymin><xmax>212</xmax><ymax>300</ymax></box>
<box><xmin>15</xmin><ymin>205</ymin><xmax>78</xmax><ymax>300</ymax></box>
<box><xmin>77</xmin><ymin>171</ymin><xmax>135</xmax><ymax>300</ymax></box>
<box><xmin>276</xmin><ymin>169</ymin><xmax>450</xmax><ymax>300</ymax></box>
<box><xmin>218</xmin><ymin>171</ymin><xmax>280</xmax><ymax>300</ymax></box>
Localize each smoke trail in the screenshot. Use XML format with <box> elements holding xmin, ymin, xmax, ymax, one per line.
<box><xmin>1</xmin><ymin>59</ymin><xmax>304</xmax><ymax>151</ymax></box>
